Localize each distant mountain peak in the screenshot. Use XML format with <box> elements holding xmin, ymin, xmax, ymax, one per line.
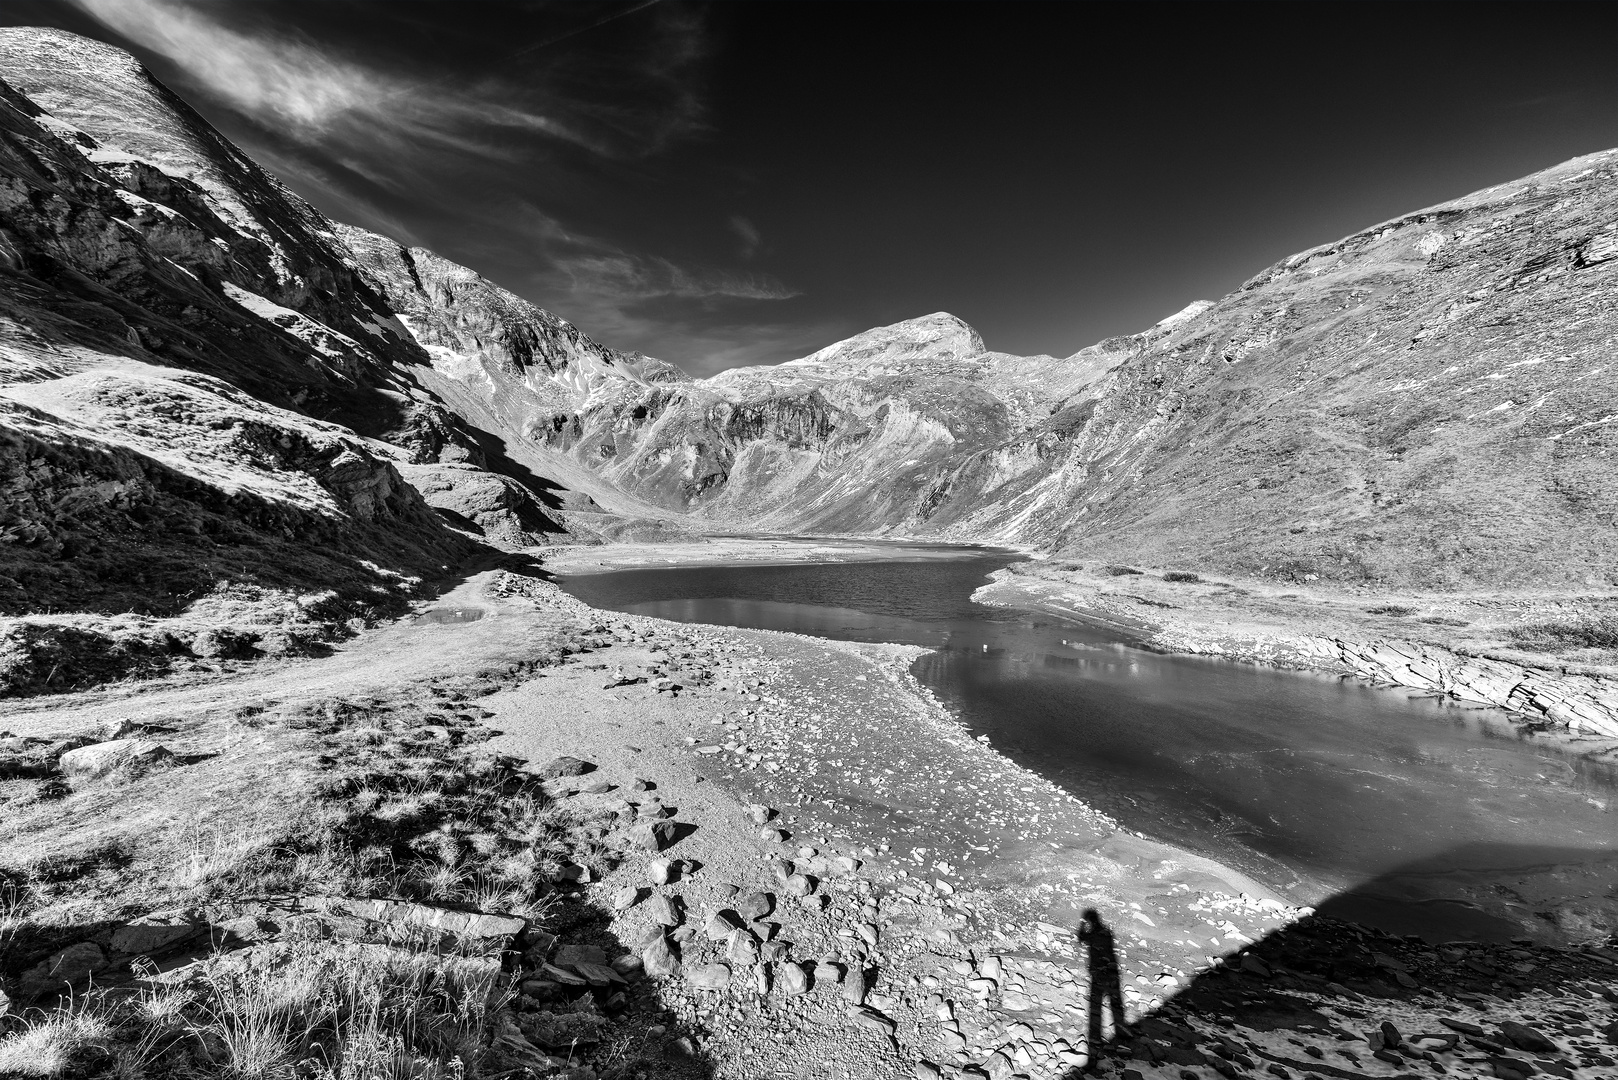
<box><xmin>790</xmin><ymin>311</ymin><xmax>986</xmax><ymax>370</ymax></box>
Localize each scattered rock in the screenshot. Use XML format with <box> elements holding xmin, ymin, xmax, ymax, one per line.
<box><xmin>641</xmin><ymin>934</ymin><xmax>678</xmax><ymax>978</ymax></box>
<box><xmin>781</xmin><ymin>962</ymin><xmax>810</xmax><ymax>996</ymax></box>
<box><xmin>611</xmin><ymin>887</ymin><xmax>642</xmax><ymax>911</ymax></box>
<box><xmin>648</xmin><ymin>858</ymin><xmax>675</xmax><ymax>885</ymax></box>
<box><xmin>626</xmin><ymin>819</ymin><xmax>677</xmax><ymax>852</ymax></box>
<box><xmin>1498</xmin><ymin>1021</ymin><xmax>1559</xmax><ymax>1055</ymax></box>
<box><xmin>746</xmin><ymin>804</ymin><xmax>774</xmax><ymax>824</ymax></box>
<box><xmin>844</xmin><ymin>964</ymin><xmax>868</xmax><ymax>1005</ymax></box>
<box><xmin>738</xmin><ymin>891</ymin><xmax>774</xmax><ymax>921</ymax></box>
<box><xmin>646</xmin><ymin>894</ymin><xmax>681</xmax><ymax>927</ymax></box>
<box><xmin>705</xmin><ymin>909</ymin><xmax>743</xmax><ymax>942</ymax></box>
<box><xmin>538</xmin><ymin>756</ymin><xmax>594</xmax><ymax>778</ymax></box>
<box><xmin>784</xmin><ymin>873</ymin><xmax>815</xmax><ymax>897</ymax></box>
<box><xmin>686</xmin><ymin>963</ymin><xmax>731</xmax><ymax>991</ymax></box>
<box><xmin>727</xmin><ymin>929</ymin><xmax>759</xmax><ymax>966</ymax></box>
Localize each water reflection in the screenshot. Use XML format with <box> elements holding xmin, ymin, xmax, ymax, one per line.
<box><xmin>561</xmin><ymin>553</ymin><xmax>1618</xmax><ymax>937</ymax></box>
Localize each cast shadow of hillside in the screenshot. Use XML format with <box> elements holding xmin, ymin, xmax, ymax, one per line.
<box><xmin>1063</xmin><ymin>843</ymin><xmax>1618</xmax><ymax>1079</ymax></box>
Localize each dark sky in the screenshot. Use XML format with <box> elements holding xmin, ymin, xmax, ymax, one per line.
<box><xmin>6</xmin><ymin>2</ymin><xmax>1616</xmax><ymax>375</ymax></box>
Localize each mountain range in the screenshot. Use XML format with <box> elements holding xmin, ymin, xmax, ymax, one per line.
<box><xmin>1</xmin><ymin>26</ymin><xmax>1614</xmax><ymax>693</ymax></box>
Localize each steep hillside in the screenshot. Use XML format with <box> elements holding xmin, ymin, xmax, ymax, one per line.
<box><xmin>0</xmin><ymin>28</ymin><xmax>682</xmax><ymax>692</ymax></box>
<box><xmin>539</xmin><ymin>156</ymin><xmax>1618</xmax><ymax>589</ymax></box>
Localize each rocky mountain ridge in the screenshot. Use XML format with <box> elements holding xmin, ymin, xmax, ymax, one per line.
<box><xmin>535</xmin><ymin>157</ymin><xmax>1618</xmax><ymax>589</ymax></box>
<box><xmin>0</xmin><ymin>27</ymin><xmax>680</xmax><ymax>690</ymax></box>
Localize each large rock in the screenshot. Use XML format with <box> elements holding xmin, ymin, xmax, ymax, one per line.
<box><xmin>19</xmin><ymin>941</ymin><xmax>106</xmax><ymax>998</ymax></box>
<box><xmin>58</xmin><ymin>739</ymin><xmax>174</xmax><ymax>779</ymax></box>
<box><xmin>110</xmin><ymin>912</ymin><xmax>209</xmax><ymax>956</ymax></box>
<box><xmin>641</xmin><ymin>934</ymin><xmax>678</xmax><ymax>978</ymax></box>
<box><xmin>625</xmin><ymin>819</ymin><xmax>678</xmax><ymax>852</ymax></box>
<box><xmin>685</xmin><ymin>963</ymin><xmax>731</xmax><ymax>991</ymax></box>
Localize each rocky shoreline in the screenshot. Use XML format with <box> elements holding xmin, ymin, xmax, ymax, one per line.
<box><xmin>3</xmin><ymin>554</ymin><xmax>1617</xmax><ymax>1078</ymax></box>
<box><xmin>972</xmin><ymin>569</ymin><xmax>1618</xmax><ymax>758</ymax></box>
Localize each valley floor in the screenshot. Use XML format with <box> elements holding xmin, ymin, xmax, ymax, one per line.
<box><xmin>0</xmin><ymin>549</ymin><xmax>1615</xmax><ymax>1079</ymax></box>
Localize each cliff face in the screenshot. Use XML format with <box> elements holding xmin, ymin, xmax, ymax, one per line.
<box><xmin>531</xmin><ymin>158</ymin><xmax>1618</xmax><ymax>588</ymax></box>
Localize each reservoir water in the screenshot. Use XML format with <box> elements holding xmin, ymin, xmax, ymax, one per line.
<box><xmin>560</xmin><ymin>545</ymin><xmax>1618</xmax><ymax>941</ymax></box>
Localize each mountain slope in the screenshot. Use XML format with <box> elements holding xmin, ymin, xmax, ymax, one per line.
<box><xmin>0</xmin><ymin>28</ymin><xmax>682</xmax><ymax>692</ymax></box>
<box><xmin>2</xmin><ymin>25</ymin><xmax>1614</xmax><ymax>702</ymax></box>
<box><xmin>537</xmin><ymin>155</ymin><xmax>1618</xmax><ymax>588</ymax></box>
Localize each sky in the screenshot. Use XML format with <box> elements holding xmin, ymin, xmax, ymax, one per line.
<box><xmin>4</xmin><ymin>2</ymin><xmax>1616</xmax><ymax>376</ymax></box>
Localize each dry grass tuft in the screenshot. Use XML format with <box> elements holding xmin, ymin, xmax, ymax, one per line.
<box><xmin>1508</xmin><ymin>614</ymin><xmax>1618</xmax><ymax>653</ymax></box>
<box><xmin>0</xmin><ymin>1008</ymin><xmax>113</xmax><ymax>1077</ymax></box>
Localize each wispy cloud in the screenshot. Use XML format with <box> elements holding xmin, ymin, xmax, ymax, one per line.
<box><xmin>66</xmin><ymin>0</ymin><xmax>695</xmax><ymax>161</ymax></box>
<box><xmin>513</xmin><ymin>205</ymin><xmax>799</xmax><ymax>304</ymax></box>
<box><xmin>63</xmin><ymin>0</ymin><xmax>831</xmax><ymax>374</ymax></box>
<box><xmin>729</xmin><ymin>215</ymin><xmax>763</xmax><ymax>260</ymax></box>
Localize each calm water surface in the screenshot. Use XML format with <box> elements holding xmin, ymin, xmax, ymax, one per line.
<box><xmin>562</xmin><ymin>548</ymin><xmax>1618</xmax><ymax>940</ymax></box>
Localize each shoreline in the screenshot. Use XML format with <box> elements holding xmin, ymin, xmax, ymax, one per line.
<box><xmin>4</xmin><ymin>551</ymin><xmax>1616</xmax><ymax>1078</ymax></box>
<box><xmin>972</xmin><ymin>566</ymin><xmax>1618</xmax><ymax>759</ymax></box>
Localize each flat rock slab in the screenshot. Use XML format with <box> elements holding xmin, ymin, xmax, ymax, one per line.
<box><xmin>59</xmin><ymin>738</ymin><xmax>173</xmax><ymax>779</ymax></box>
<box><xmin>305</xmin><ymin>897</ymin><xmax>525</xmax><ymax>940</ymax></box>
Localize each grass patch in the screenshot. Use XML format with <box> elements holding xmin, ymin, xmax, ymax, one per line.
<box><xmin>1366</xmin><ymin>605</ymin><xmax>1416</xmax><ymax>616</ymax></box>
<box><xmin>1102</xmin><ymin>566</ymin><xmax>1142</xmax><ymax>577</ymax></box>
<box><xmin>1506</xmin><ymin>614</ymin><xmax>1618</xmax><ymax>653</ymax></box>
<box><xmin>1162</xmin><ymin>572</ymin><xmax>1201</xmax><ymax>583</ymax></box>
<box><xmin>0</xmin><ymin>668</ymin><xmax>610</xmax><ymax>1078</ymax></box>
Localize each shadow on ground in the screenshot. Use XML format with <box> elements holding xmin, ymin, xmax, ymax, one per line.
<box><xmin>1063</xmin><ymin>844</ymin><xmax>1618</xmax><ymax>1080</ymax></box>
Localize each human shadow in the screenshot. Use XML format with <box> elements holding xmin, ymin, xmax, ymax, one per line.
<box><xmin>1061</xmin><ymin>843</ymin><xmax>1618</xmax><ymax>1079</ymax></box>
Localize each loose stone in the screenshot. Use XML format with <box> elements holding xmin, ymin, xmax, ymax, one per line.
<box><xmin>686</xmin><ymin>963</ymin><xmax>731</xmax><ymax>991</ymax></box>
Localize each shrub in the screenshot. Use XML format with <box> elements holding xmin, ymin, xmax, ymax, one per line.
<box><xmin>1507</xmin><ymin>615</ymin><xmax>1618</xmax><ymax>652</ymax></box>
<box><xmin>1163</xmin><ymin>572</ymin><xmax>1200</xmax><ymax>583</ymax></box>
<box><xmin>1367</xmin><ymin>605</ymin><xmax>1416</xmax><ymax>616</ymax></box>
<box><xmin>1102</xmin><ymin>566</ymin><xmax>1142</xmax><ymax>577</ymax></box>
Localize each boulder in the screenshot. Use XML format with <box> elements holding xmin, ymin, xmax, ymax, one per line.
<box><xmin>58</xmin><ymin>738</ymin><xmax>174</xmax><ymax>779</ymax></box>
<box><xmin>1498</xmin><ymin>1022</ymin><xmax>1558</xmax><ymax>1055</ymax></box>
<box><xmin>780</xmin><ymin>961</ymin><xmax>810</xmax><ymax>996</ymax></box>
<box><xmin>727</xmin><ymin>929</ymin><xmax>759</xmax><ymax>966</ymax></box>
<box><xmin>738</xmin><ymin>891</ymin><xmax>773</xmax><ymax>921</ymax></box>
<box><xmin>626</xmin><ymin>819</ymin><xmax>677</xmax><ymax>852</ymax></box>
<box><xmin>647</xmin><ymin>894</ymin><xmax>681</xmax><ymax>927</ymax></box>
<box><xmin>705</xmin><ymin>909</ymin><xmax>743</xmax><ymax>942</ymax></box>
<box><xmin>110</xmin><ymin>913</ymin><xmax>208</xmax><ymax>957</ymax></box>
<box><xmin>20</xmin><ymin>941</ymin><xmax>106</xmax><ymax>998</ymax></box>
<box><xmin>641</xmin><ymin>934</ymin><xmax>678</xmax><ymax>978</ymax></box>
